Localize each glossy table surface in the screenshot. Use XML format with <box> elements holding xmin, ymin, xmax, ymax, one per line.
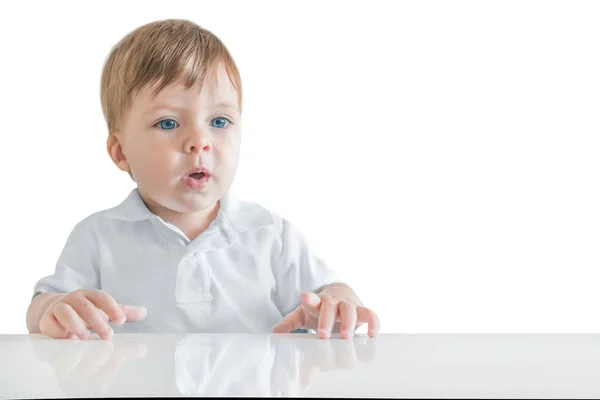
<box><xmin>2</xmin><ymin>333</ymin><xmax>600</xmax><ymax>398</ymax></box>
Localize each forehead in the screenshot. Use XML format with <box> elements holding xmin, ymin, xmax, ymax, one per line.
<box><xmin>133</xmin><ymin>67</ymin><xmax>239</xmax><ymax>111</ymax></box>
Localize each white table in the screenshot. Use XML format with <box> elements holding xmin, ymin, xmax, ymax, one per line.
<box><xmin>1</xmin><ymin>333</ymin><xmax>600</xmax><ymax>398</ymax></box>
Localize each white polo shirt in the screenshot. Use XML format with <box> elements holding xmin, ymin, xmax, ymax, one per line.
<box><xmin>33</xmin><ymin>189</ymin><xmax>340</xmax><ymax>333</ymax></box>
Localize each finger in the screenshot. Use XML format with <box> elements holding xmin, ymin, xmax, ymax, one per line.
<box><xmin>317</xmin><ymin>296</ymin><xmax>338</xmax><ymax>339</ymax></box>
<box><xmin>71</xmin><ymin>298</ymin><xmax>113</xmax><ymax>340</ymax></box>
<box><xmin>338</xmin><ymin>302</ymin><xmax>357</xmax><ymax>340</ymax></box>
<box><xmin>273</xmin><ymin>306</ymin><xmax>306</xmax><ymax>333</ymax></box>
<box><xmin>53</xmin><ymin>303</ymin><xmax>90</xmax><ymax>339</ymax></box>
<box><xmin>356</xmin><ymin>307</ymin><xmax>380</xmax><ymax>337</ymax></box>
<box><xmin>85</xmin><ymin>290</ymin><xmax>126</xmax><ymax>325</ymax></box>
<box><xmin>39</xmin><ymin>312</ymin><xmax>70</xmax><ymax>339</ymax></box>
<box><xmin>97</xmin><ymin>308</ymin><xmax>109</xmax><ymax>322</ymax></box>
<box><xmin>300</xmin><ymin>292</ymin><xmax>322</xmax><ymax>317</ymax></box>
<box><xmin>120</xmin><ymin>304</ymin><xmax>148</xmax><ymax>322</ymax></box>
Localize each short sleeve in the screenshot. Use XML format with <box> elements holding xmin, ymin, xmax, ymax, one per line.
<box><xmin>273</xmin><ymin>219</ymin><xmax>342</xmax><ymax>317</ymax></box>
<box><xmin>32</xmin><ymin>222</ymin><xmax>101</xmax><ymax>298</ymax></box>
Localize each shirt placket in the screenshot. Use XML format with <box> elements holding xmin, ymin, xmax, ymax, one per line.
<box><xmin>175</xmin><ymin>252</ymin><xmax>213</xmax><ymax>304</ymax></box>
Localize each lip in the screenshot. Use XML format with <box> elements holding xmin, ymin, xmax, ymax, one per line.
<box><xmin>185</xmin><ymin>167</ymin><xmax>212</xmax><ymax>177</ymax></box>
<box><xmin>183</xmin><ymin>167</ymin><xmax>212</xmax><ymax>190</ymax></box>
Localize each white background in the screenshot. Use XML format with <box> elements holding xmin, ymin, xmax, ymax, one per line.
<box><xmin>0</xmin><ymin>0</ymin><xmax>599</xmax><ymax>334</ymax></box>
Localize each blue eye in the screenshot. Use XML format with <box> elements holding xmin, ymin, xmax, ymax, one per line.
<box><xmin>210</xmin><ymin>117</ymin><xmax>230</xmax><ymax>129</ymax></box>
<box><xmin>156</xmin><ymin>119</ymin><xmax>178</xmax><ymax>130</ymax></box>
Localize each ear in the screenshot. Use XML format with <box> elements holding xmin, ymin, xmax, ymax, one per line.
<box><xmin>107</xmin><ymin>132</ymin><xmax>131</xmax><ymax>173</ymax></box>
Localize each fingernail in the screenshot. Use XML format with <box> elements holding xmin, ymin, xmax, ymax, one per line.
<box><xmin>99</xmin><ymin>328</ymin><xmax>113</xmax><ymax>340</ymax></box>
<box><xmin>140</xmin><ymin>307</ymin><xmax>148</xmax><ymax>319</ymax></box>
<box><xmin>318</xmin><ymin>329</ymin><xmax>330</xmax><ymax>338</ymax></box>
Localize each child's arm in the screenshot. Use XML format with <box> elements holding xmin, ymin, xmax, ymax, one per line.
<box><xmin>27</xmin><ymin>220</ymin><xmax>146</xmax><ymax>339</ymax></box>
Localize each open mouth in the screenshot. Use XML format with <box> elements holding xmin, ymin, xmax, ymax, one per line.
<box><xmin>184</xmin><ymin>170</ymin><xmax>210</xmax><ymax>190</ymax></box>
<box><xmin>189</xmin><ymin>172</ymin><xmax>206</xmax><ymax>180</ymax></box>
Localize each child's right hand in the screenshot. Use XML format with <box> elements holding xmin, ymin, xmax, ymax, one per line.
<box><xmin>38</xmin><ymin>289</ymin><xmax>147</xmax><ymax>340</ymax></box>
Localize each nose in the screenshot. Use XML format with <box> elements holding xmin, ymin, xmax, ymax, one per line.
<box><xmin>184</xmin><ymin>126</ymin><xmax>212</xmax><ymax>154</ymax></box>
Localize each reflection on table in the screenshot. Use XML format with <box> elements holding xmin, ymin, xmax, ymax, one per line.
<box><xmin>27</xmin><ymin>333</ymin><xmax>376</xmax><ymax>397</ymax></box>
<box><xmin>4</xmin><ymin>333</ymin><xmax>600</xmax><ymax>398</ymax></box>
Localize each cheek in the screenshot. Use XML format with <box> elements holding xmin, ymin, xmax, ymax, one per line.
<box><xmin>127</xmin><ymin>140</ymin><xmax>178</xmax><ymax>174</ymax></box>
<box><xmin>216</xmin><ymin>134</ymin><xmax>241</xmax><ymax>165</ymax></box>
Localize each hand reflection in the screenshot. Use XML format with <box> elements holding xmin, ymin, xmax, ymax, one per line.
<box><xmin>174</xmin><ymin>333</ymin><xmax>377</xmax><ymax>396</ymax></box>
<box><xmin>277</xmin><ymin>333</ymin><xmax>377</xmax><ymax>387</ymax></box>
<box><xmin>29</xmin><ymin>333</ymin><xmax>376</xmax><ymax>397</ymax></box>
<box><xmin>29</xmin><ymin>335</ymin><xmax>147</xmax><ymax>394</ymax></box>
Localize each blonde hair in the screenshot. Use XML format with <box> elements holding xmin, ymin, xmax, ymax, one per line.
<box><xmin>100</xmin><ymin>19</ymin><xmax>242</xmax><ymax>133</ymax></box>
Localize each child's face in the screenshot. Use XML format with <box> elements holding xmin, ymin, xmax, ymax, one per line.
<box><xmin>112</xmin><ymin>67</ymin><xmax>241</xmax><ymax>214</ymax></box>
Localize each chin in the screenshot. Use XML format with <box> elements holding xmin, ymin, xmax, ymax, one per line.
<box><xmin>181</xmin><ymin>193</ymin><xmax>219</xmax><ymax>211</ymax></box>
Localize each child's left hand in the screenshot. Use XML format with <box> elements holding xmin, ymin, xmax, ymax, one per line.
<box><xmin>272</xmin><ymin>286</ymin><xmax>379</xmax><ymax>340</ymax></box>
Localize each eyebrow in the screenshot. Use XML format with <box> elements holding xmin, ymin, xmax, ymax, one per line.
<box><xmin>143</xmin><ymin>102</ymin><xmax>240</xmax><ymax>117</ymax></box>
<box><xmin>213</xmin><ymin>102</ymin><xmax>240</xmax><ymax>112</ymax></box>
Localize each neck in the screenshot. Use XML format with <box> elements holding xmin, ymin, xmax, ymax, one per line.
<box><xmin>141</xmin><ymin>194</ymin><xmax>220</xmax><ymax>241</ymax></box>
<box><xmin>166</xmin><ymin>204</ymin><xmax>220</xmax><ymax>241</ymax></box>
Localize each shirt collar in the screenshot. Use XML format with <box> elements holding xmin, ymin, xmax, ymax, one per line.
<box><xmin>105</xmin><ymin>188</ymin><xmax>274</xmax><ymax>234</ymax></box>
<box><xmin>105</xmin><ymin>188</ymin><xmax>153</xmax><ymax>222</ymax></box>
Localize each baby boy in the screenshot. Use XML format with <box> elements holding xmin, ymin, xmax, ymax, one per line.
<box><xmin>25</xmin><ymin>19</ymin><xmax>380</xmax><ymax>341</ymax></box>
